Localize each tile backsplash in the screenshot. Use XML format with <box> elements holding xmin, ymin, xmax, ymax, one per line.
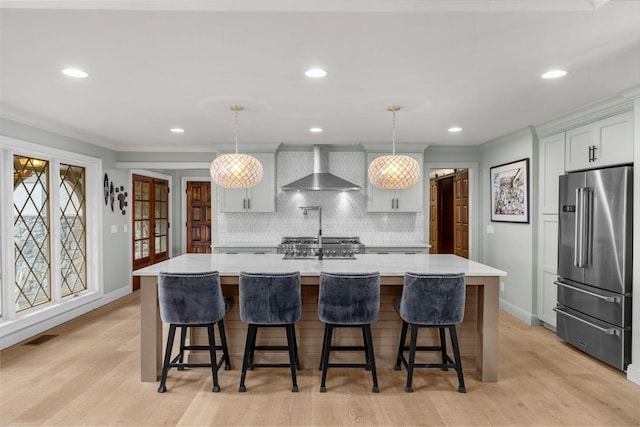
<box><xmin>217</xmin><ymin>150</ymin><xmax>424</xmax><ymax>245</ymax></box>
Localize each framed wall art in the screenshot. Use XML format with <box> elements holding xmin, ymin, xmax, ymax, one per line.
<box><xmin>490</xmin><ymin>158</ymin><xmax>529</xmax><ymax>223</ymax></box>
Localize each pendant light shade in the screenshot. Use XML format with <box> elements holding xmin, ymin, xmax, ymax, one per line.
<box><xmin>210</xmin><ymin>105</ymin><xmax>263</xmax><ymax>188</ymax></box>
<box><xmin>368</xmin><ymin>105</ymin><xmax>420</xmax><ymax>189</ymax></box>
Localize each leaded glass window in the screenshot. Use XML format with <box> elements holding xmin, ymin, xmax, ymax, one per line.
<box><xmin>60</xmin><ymin>164</ymin><xmax>87</xmax><ymax>297</ymax></box>
<box><xmin>13</xmin><ymin>155</ymin><xmax>51</xmax><ymax>312</ymax></box>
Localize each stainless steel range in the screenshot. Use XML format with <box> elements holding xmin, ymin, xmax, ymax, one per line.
<box><xmin>278</xmin><ymin>237</ymin><xmax>364</xmax><ymax>259</ymax></box>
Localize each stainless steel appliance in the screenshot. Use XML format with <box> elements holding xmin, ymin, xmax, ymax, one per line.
<box><xmin>278</xmin><ymin>237</ymin><xmax>364</xmax><ymax>259</ymax></box>
<box><xmin>555</xmin><ymin>165</ymin><xmax>633</xmax><ymax>370</ymax></box>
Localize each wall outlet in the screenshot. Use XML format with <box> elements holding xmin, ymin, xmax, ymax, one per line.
<box><xmin>486</xmin><ymin>225</ymin><xmax>495</xmax><ymax>234</ymax></box>
<box><xmin>500</xmin><ymin>281</ymin><xmax>505</xmax><ymax>292</ymax></box>
<box><xmin>110</xmin><ymin>224</ymin><xmax>118</xmax><ymax>234</ymax></box>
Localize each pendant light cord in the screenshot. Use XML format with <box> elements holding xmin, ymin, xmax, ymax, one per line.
<box><xmin>234</xmin><ymin>109</ymin><xmax>239</xmax><ymax>155</ymax></box>
<box><xmin>391</xmin><ymin>108</ymin><xmax>396</xmax><ymax>156</ymax></box>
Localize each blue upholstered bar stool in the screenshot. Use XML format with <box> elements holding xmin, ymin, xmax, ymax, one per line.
<box><xmin>393</xmin><ymin>272</ymin><xmax>466</xmax><ymax>393</ymax></box>
<box><xmin>238</xmin><ymin>271</ymin><xmax>302</xmax><ymax>392</ymax></box>
<box><xmin>318</xmin><ymin>271</ymin><xmax>380</xmax><ymax>393</ymax></box>
<box><xmin>157</xmin><ymin>271</ymin><xmax>232</xmax><ymax>393</ymax></box>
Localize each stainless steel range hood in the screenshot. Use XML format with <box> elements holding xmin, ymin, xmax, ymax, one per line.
<box><xmin>281</xmin><ymin>145</ymin><xmax>361</xmax><ymax>191</ymax></box>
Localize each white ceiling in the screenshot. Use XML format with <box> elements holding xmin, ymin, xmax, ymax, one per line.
<box><xmin>1</xmin><ymin>0</ymin><xmax>639</xmax><ymax>152</ymax></box>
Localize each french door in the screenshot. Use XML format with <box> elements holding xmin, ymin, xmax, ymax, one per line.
<box><xmin>132</xmin><ymin>174</ymin><xmax>169</xmax><ymax>290</ymax></box>
<box><xmin>186</xmin><ymin>181</ymin><xmax>212</xmax><ymax>253</ymax></box>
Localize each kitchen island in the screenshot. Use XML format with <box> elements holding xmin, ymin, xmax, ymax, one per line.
<box><xmin>134</xmin><ymin>253</ymin><xmax>506</xmax><ymax>383</ymax></box>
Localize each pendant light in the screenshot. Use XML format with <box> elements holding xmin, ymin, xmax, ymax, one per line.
<box><xmin>210</xmin><ymin>105</ymin><xmax>263</xmax><ymax>188</ymax></box>
<box><xmin>368</xmin><ymin>105</ymin><xmax>420</xmax><ymax>189</ymax></box>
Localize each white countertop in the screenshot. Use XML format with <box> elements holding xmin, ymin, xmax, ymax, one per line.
<box><xmin>134</xmin><ymin>253</ymin><xmax>506</xmax><ymax>277</ymax></box>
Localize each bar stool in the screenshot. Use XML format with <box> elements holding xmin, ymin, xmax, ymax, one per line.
<box><xmin>157</xmin><ymin>271</ymin><xmax>232</xmax><ymax>393</ymax></box>
<box><xmin>393</xmin><ymin>272</ymin><xmax>467</xmax><ymax>393</ymax></box>
<box><xmin>318</xmin><ymin>271</ymin><xmax>380</xmax><ymax>393</ymax></box>
<box><xmin>238</xmin><ymin>271</ymin><xmax>302</xmax><ymax>392</ymax></box>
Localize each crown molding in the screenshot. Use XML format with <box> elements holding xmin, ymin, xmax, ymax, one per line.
<box><xmin>535</xmin><ymin>91</ymin><xmax>635</xmax><ymax>138</ymax></box>
<box><xmin>480</xmin><ymin>127</ymin><xmax>534</xmax><ymax>150</ymax></box>
<box><xmin>359</xmin><ymin>142</ymin><xmax>429</xmax><ymax>153</ymax></box>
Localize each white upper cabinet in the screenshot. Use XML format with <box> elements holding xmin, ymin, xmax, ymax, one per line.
<box><xmin>365</xmin><ymin>152</ymin><xmax>423</xmax><ymax>212</ymax></box>
<box><xmin>218</xmin><ymin>152</ymin><xmax>275</xmax><ymax>212</ymax></box>
<box><xmin>565</xmin><ymin>111</ymin><xmax>634</xmax><ymax>172</ymax></box>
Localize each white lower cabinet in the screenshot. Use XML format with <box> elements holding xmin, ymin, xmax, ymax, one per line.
<box><xmin>365</xmin><ymin>152</ymin><xmax>423</xmax><ymax>212</ymax></box>
<box><xmin>218</xmin><ymin>153</ymin><xmax>275</xmax><ymax>212</ymax></box>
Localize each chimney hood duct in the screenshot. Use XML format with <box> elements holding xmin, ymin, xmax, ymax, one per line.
<box><xmin>281</xmin><ymin>145</ymin><xmax>361</xmax><ymax>191</ymax></box>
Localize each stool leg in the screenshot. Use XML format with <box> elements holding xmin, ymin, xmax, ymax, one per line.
<box><xmin>248</xmin><ymin>324</ymin><xmax>258</xmax><ymax>370</ymax></box>
<box><xmin>405</xmin><ymin>324</ymin><xmax>419</xmax><ymax>393</ymax></box>
<box><xmin>363</xmin><ymin>324</ymin><xmax>379</xmax><ymax>393</ymax></box>
<box><xmin>449</xmin><ymin>325</ymin><xmax>466</xmax><ymax>393</ymax></box>
<box><xmin>158</xmin><ymin>324</ymin><xmax>177</xmax><ymax>393</ymax></box>
<box><xmin>239</xmin><ymin>324</ymin><xmax>257</xmax><ymax>392</ymax></box>
<box><xmin>217</xmin><ymin>319</ymin><xmax>231</xmax><ymax>370</ymax></box>
<box><xmin>318</xmin><ymin>325</ymin><xmax>328</xmax><ymax>371</ymax></box>
<box><xmin>207</xmin><ymin>324</ymin><xmax>220</xmax><ymax>392</ymax></box>
<box><xmin>362</xmin><ymin>327</ymin><xmax>371</xmax><ymax>371</ymax></box>
<box><xmin>439</xmin><ymin>327</ymin><xmax>449</xmax><ymax>371</ymax></box>
<box><xmin>285</xmin><ymin>324</ymin><xmax>299</xmax><ymax>392</ymax></box>
<box><xmin>292</xmin><ymin>324</ymin><xmax>301</xmax><ymax>370</ymax></box>
<box><xmin>177</xmin><ymin>326</ymin><xmax>188</xmax><ymax>371</ymax></box>
<box><xmin>395</xmin><ymin>320</ymin><xmax>408</xmax><ymax>370</ymax></box>
<box><xmin>320</xmin><ymin>324</ymin><xmax>333</xmax><ymax>392</ymax></box>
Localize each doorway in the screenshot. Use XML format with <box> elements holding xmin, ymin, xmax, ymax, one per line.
<box><xmin>429</xmin><ymin>169</ymin><xmax>469</xmax><ymax>258</ymax></box>
<box><xmin>186</xmin><ymin>181</ymin><xmax>212</xmax><ymax>253</ymax></box>
<box><xmin>132</xmin><ymin>174</ymin><xmax>170</xmax><ymax>290</ymax></box>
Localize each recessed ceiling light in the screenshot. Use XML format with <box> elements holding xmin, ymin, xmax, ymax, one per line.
<box><xmin>61</xmin><ymin>68</ymin><xmax>88</xmax><ymax>78</ymax></box>
<box><xmin>309</xmin><ymin>127</ymin><xmax>323</xmax><ymax>133</ymax></box>
<box><xmin>305</xmin><ymin>68</ymin><xmax>327</xmax><ymax>78</ymax></box>
<box><xmin>170</xmin><ymin>128</ymin><xmax>185</xmax><ymax>133</ymax></box>
<box><xmin>541</xmin><ymin>69</ymin><xmax>568</xmax><ymax>79</ymax></box>
<box><xmin>448</xmin><ymin>127</ymin><xmax>463</xmax><ymax>133</ymax></box>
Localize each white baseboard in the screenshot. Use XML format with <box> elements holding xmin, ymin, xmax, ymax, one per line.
<box><xmin>0</xmin><ymin>286</ymin><xmax>131</xmax><ymax>350</ymax></box>
<box><xmin>626</xmin><ymin>363</ymin><xmax>640</xmax><ymax>385</ymax></box>
<box><xmin>499</xmin><ymin>299</ymin><xmax>539</xmax><ymax>326</ymax></box>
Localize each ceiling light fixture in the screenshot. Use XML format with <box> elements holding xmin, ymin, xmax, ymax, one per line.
<box><xmin>210</xmin><ymin>105</ymin><xmax>263</xmax><ymax>188</ymax></box>
<box><xmin>170</xmin><ymin>128</ymin><xmax>184</xmax><ymax>133</ymax></box>
<box><xmin>541</xmin><ymin>69</ymin><xmax>567</xmax><ymax>79</ymax></box>
<box><xmin>368</xmin><ymin>105</ymin><xmax>420</xmax><ymax>190</ymax></box>
<box><xmin>61</xmin><ymin>68</ymin><xmax>88</xmax><ymax>78</ymax></box>
<box><xmin>305</xmin><ymin>68</ymin><xmax>327</xmax><ymax>78</ymax></box>
<box><xmin>309</xmin><ymin>127</ymin><xmax>323</xmax><ymax>133</ymax></box>
<box><xmin>448</xmin><ymin>126</ymin><xmax>463</xmax><ymax>133</ymax></box>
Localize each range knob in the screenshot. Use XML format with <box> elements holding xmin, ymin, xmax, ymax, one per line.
<box><xmin>354</xmin><ymin>249</ymin><xmax>359</xmax><ymax>254</ymax></box>
<box><xmin>342</xmin><ymin>250</ymin><xmax>347</xmax><ymax>256</ymax></box>
<box><xmin>332</xmin><ymin>250</ymin><xmax>336</xmax><ymax>256</ymax></box>
<box><xmin>348</xmin><ymin>250</ymin><xmax>353</xmax><ymax>255</ymax></box>
<box><xmin>303</xmin><ymin>250</ymin><xmax>308</xmax><ymax>256</ymax></box>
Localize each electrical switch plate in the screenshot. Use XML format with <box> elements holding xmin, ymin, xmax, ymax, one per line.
<box><xmin>111</xmin><ymin>225</ymin><xmax>118</xmax><ymax>233</ymax></box>
<box><xmin>123</xmin><ymin>224</ymin><xmax>128</xmax><ymax>233</ymax></box>
<box><xmin>500</xmin><ymin>281</ymin><xmax>505</xmax><ymax>292</ymax></box>
<box><xmin>486</xmin><ymin>225</ymin><xmax>494</xmax><ymax>234</ymax></box>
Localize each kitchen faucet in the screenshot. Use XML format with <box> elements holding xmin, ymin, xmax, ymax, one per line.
<box><xmin>300</xmin><ymin>206</ymin><xmax>322</xmax><ymax>260</ymax></box>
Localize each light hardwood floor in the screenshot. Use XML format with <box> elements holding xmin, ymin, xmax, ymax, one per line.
<box><xmin>1</xmin><ymin>292</ymin><xmax>638</xmax><ymax>426</ymax></box>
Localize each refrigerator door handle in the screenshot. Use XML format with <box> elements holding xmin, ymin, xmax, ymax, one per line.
<box><xmin>583</xmin><ymin>187</ymin><xmax>593</xmax><ymax>267</ymax></box>
<box><xmin>574</xmin><ymin>188</ymin><xmax>583</xmax><ymax>267</ymax></box>
<box><xmin>553</xmin><ymin>307</ymin><xmax>619</xmax><ymax>336</ymax></box>
<box><xmin>554</xmin><ymin>280</ymin><xmax>620</xmax><ymax>303</ymax></box>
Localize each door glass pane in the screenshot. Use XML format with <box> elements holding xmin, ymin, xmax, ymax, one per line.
<box><xmin>155</xmin><ymin>236</ymin><xmax>167</xmax><ymax>254</ymax></box>
<box><xmin>141</xmin><ymin>202</ymin><xmax>149</xmax><ymax>219</ymax></box>
<box><xmin>141</xmin><ymin>182</ymin><xmax>149</xmax><ymax>200</ymax></box>
<box><xmin>135</xmin><ymin>241</ymin><xmax>142</xmax><ymax>259</ymax></box>
<box><xmin>60</xmin><ymin>164</ymin><xmax>87</xmax><ymax>297</ymax></box>
<box><xmin>142</xmin><ymin>240</ymin><xmax>149</xmax><ymax>258</ymax></box>
<box><xmin>13</xmin><ymin>155</ymin><xmax>51</xmax><ymax>312</ymax></box>
<box><xmin>141</xmin><ymin>221</ymin><xmax>150</xmax><ymax>238</ymax></box>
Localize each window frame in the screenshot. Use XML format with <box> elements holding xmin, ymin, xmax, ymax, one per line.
<box><xmin>0</xmin><ymin>136</ymin><xmax>103</xmax><ymax>338</ymax></box>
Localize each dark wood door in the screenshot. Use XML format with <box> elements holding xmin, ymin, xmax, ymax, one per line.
<box><xmin>429</xmin><ymin>178</ymin><xmax>438</xmax><ymax>254</ymax></box>
<box><xmin>186</xmin><ymin>181</ymin><xmax>212</xmax><ymax>253</ymax></box>
<box><xmin>453</xmin><ymin>170</ymin><xmax>469</xmax><ymax>259</ymax></box>
<box><xmin>132</xmin><ymin>174</ymin><xmax>170</xmax><ymax>290</ymax></box>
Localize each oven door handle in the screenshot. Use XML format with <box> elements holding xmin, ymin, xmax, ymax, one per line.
<box><xmin>553</xmin><ymin>307</ymin><xmax>619</xmax><ymax>336</ymax></box>
<box><xmin>554</xmin><ymin>281</ymin><xmax>619</xmax><ymax>303</ymax></box>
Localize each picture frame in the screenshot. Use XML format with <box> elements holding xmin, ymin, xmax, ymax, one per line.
<box><xmin>490</xmin><ymin>158</ymin><xmax>529</xmax><ymax>223</ymax></box>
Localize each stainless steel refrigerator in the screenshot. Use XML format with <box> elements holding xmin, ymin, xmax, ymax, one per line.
<box><xmin>555</xmin><ymin>165</ymin><xmax>633</xmax><ymax>371</ymax></box>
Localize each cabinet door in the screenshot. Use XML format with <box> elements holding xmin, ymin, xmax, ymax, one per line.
<box><xmin>539</xmin><ymin>132</ymin><xmax>566</xmax><ymax>214</ymax></box>
<box><xmin>595</xmin><ymin>111</ymin><xmax>633</xmax><ymax>168</ymax></box>
<box><xmin>395</xmin><ymin>153</ymin><xmax>423</xmax><ymax>212</ymax></box>
<box><xmin>218</xmin><ymin>187</ymin><xmax>247</xmax><ymax>212</ymax></box>
<box><xmin>565</xmin><ymin>124</ymin><xmax>592</xmax><ymax>172</ymax></box>
<box><xmin>246</xmin><ymin>153</ymin><xmax>275</xmax><ymax>212</ymax></box>
<box><xmin>537</xmin><ymin>217</ymin><xmax>559</xmax><ymax>327</ymax></box>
